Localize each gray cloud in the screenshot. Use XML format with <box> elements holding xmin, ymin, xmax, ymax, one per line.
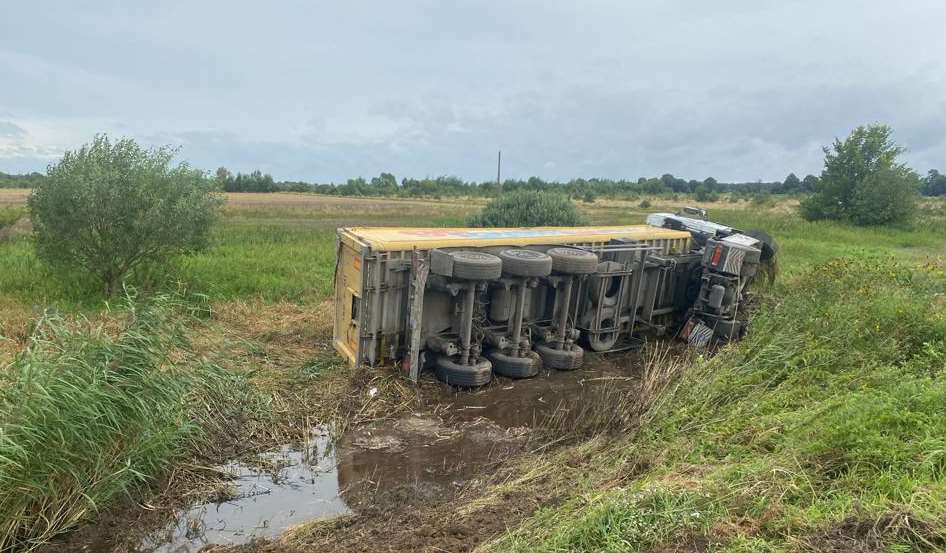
<box><xmin>1</xmin><ymin>1</ymin><xmax>945</xmax><ymax>182</ymax></box>
<box><xmin>0</xmin><ymin>121</ymin><xmax>26</xmax><ymax>139</ymax></box>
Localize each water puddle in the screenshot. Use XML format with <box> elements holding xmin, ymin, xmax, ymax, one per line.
<box><xmin>142</xmin><ymin>428</ymin><xmax>347</xmax><ymax>552</ymax></box>
<box><xmin>58</xmin><ymin>352</ymin><xmax>640</xmax><ymax>552</ymax></box>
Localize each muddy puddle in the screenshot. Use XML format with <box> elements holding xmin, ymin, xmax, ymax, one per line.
<box><xmin>60</xmin><ymin>352</ymin><xmax>639</xmax><ymax>552</ymax></box>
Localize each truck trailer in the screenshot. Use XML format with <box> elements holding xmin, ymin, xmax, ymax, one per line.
<box><xmin>333</xmin><ymin>211</ymin><xmax>773</xmax><ymax>386</ymax></box>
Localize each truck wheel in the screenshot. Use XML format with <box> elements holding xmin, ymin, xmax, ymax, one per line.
<box><xmin>498</xmin><ymin>248</ymin><xmax>552</xmax><ymax>277</ymax></box>
<box><xmin>534</xmin><ymin>343</ymin><xmax>584</xmax><ymax>370</ymax></box>
<box><xmin>435</xmin><ymin>356</ymin><xmax>493</xmax><ymax>387</ymax></box>
<box><xmin>546</xmin><ymin>247</ymin><xmax>599</xmax><ymax>274</ymax></box>
<box><xmin>744</xmin><ymin>230</ymin><xmax>778</xmax><ymax>283</ymax></box>
<box><xmin>487</xmin><ymin>349</ymin><xmax>539</xmax><ymax>378</ymax></box>
<box><xmin>430</xmin><ymin>249</ymin><xmax>503</xmax><ymax>280</ymax></box>
<box><xmin>744</xmin><ymin>229</ymin><xmax>778</xmax><ymax>261</ymax></box>
<box><xmin>588</xmin><ymin>261</ymin><xmax>624</xmax><ymax>307</ymax></box>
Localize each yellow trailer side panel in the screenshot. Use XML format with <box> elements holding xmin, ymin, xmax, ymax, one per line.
<box><xmin>339</xmin><ymin>225</ymin><xmax>691</xmax><ymax>252</ymax></box>
<box><xmin>333</xmin><ymin>240</ymin><xmax>364</xmax><ymax>365</ymax></box>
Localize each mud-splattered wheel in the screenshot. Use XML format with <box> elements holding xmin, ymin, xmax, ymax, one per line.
<box><xmin>487</xmin><ymin>349</ymin><xmax>540</xmax><ymax>378</ymax></box>
<box><xmin>534</xmin><ymin>343</ymin><xmax>584</xmax><ymax>370</ymax></box>
<box><xmin>546</xmin><ymin>247</ymin><xmax>599</xmax><ymax>274</ymax></box>
<box><xmin>435</xmin><ymin>356</ymin><xmax>493</xmax><ymax>387</ymax></box>
<box><xmin>498</xmin><ymin>248</ymin><xmax>553</xmax><ymax>277</ymax></box>
<box><xmin>430</xmin><ymin>249</ymin><xmax>503</xmax><ymax>280</ymax></box>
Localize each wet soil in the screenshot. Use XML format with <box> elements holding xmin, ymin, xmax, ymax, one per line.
<box><xmin>46</xmin><ymin>352</ymin><xmax>641</xmax><ymax>553</ymax></box>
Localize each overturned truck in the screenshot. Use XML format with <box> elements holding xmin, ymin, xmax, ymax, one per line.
<box><xmin>333</xmin><ymin>211</ymin><xmax>775</xmax><ymax>386</ymax></box>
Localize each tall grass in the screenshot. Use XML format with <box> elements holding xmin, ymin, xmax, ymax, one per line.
<box><xmin>490</xmin><ymin>253</ymin><xmax>946</xmax><ymax>552</ymax></box>
<box><xmin>0</xmin><ymin>207</ymin><xmax>23</xmax><ymax>230</ymax></box>
<box><xmin>0</xmin><ymin>295</ymin><xmax>216</xmax><ymax>551</ymax></box>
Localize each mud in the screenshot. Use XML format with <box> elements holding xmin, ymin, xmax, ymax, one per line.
<box><xmin>419</xmin><ymin>351</ymin><xmax>639</xmax><ymax>428</ymax></box>
<box><xmin>48</xmin><ymin>351</ymin><xmax>641</xmax><ymax>552</ymax></box>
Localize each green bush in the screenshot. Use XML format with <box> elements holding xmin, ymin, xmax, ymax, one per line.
<box><xmin>28</xmin><ymin>135</ymin><xmax>224</xmax><ymax>296</ymax></box>
<box><xmin>467</xmin><ymin>190</ymin><xmax>585</xmax><ymax>227</ymax></box>
<box><xmin>639</xmin><ymin>199</ymin><xmax>652</xmax><ymax>209</ymax></box>
<box><xmin>801</xmin><ymin>124</ymin><xmax>920</xmax><ymax>225</ymax></box>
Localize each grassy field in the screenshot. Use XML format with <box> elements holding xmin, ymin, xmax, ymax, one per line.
<box><xmin>1</xmin><ymin>190</ymin><xmax>944</xmax><ymax>551</ymax></box>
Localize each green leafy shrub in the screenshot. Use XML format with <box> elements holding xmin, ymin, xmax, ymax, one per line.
<box><xmin>800</xmin><ymin>124</ymin><xmax>920</xmax><ymax>225</ymax></box>
<box><xmin>639</xmin><ymin>199</ymin><xmax>652</xmax><ymax>209</ymax></box>
<box><xmin>467</xmin><ymin>190</ymin><xmax>585</xmax><ymax>227</ymax></box>
<box><xmin>28</xmin><ymin>135</ymin><xmax>224</xmax><ymax>296</ymax></box>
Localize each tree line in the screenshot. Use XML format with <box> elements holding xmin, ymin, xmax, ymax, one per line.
<box><xmin>213</xmin><ymin>167</ymin><xmax>946</xmax><ymax>199</ymax></box>
<box><xmin>4</xmin><ymin>164</ymin><xmax>945</xmax><ymax>198</ymax></box>
<box><xmin>0</xmin><ymin>171</ymin><xmax>45</xmax><ymax>188</ymax></box>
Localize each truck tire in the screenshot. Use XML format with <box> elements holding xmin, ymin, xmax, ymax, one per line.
<box><xmin>498</xmin><ymin>248</ymin><xmax>552</xmax><ymax>277</ymax></box>
<box><xmin>534</xmin><ymin>343</ymin><xmax>584</xmax><ymax>370</ymax></box>
<box><xmin>588</xmin><ymin>261</ymin><xmax>624</xmax><ymax>307</ymax></box>
<box><xmin>583</xmin><ymin>306</ymin><xmax>620</xmax><ymax>352</ymax></box>
<box><xmin>743</xmin><ymin>229</ymin><xmax>778</xmax><ymax>284</ymax></box>
<box><xmin>744</xmin><ymin>229</ymin><xmax>777</xmax><ymax>261</ymax></box>
<box><xmin>430</xmin><ymin>249</ymin><xmax>503</xmax><ymax>280</ymax></box>
<box><xmin>546</xmin><ymin>247</ymin><xmax>599</xmax><ymax>274</ymax></box>
<box><xmin>487</xmin><ymin>349</ymin><xmax>539</xmax><ymax>378</ymax></box>
<box><xmin>435</xmin><ymin>356</ymin><xmax>493</xmax><ymax>387</ymax></box>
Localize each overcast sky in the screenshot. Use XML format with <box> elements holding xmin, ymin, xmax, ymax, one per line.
<box><xmin>1</xmin><ymin>1</ymin><xmax>944</xmax><ymax>183</ymax></box>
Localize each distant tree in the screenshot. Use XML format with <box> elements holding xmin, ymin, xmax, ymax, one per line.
<box><xmin>28</xmin><ymin>135</ymin><xmax>224</xmax><ymax>296</ymax></box>
<box><xmin>215</xmin><ymin>166</ymin><xmax>231</xmax><ymax>185</ymax></box>
<box><xmin>467</xmin><ymin>190</ymin><xmax>585</xmax><ymax>227</ymax></box>
<box><xmin>801</xmin><ymin>174</ymin><xmax>819</xmax><ymax>193</ymax></box>
<box><xmin>694</xmin><ymin>185</ymin><xmax>718</xmax><ymax>202</ymax></box>
<box><xmin>778</xmin><ymin>173</ymin><xmax>801</xmax><ymax>194</ymax></box>
<box><xmin>642</xmin><ymin>178</ymin><xmax>668</xmax><ymax>194</ymax></box>
<box><xmin>923</xmin><ymin>169</ymin><xmax>946</xmax><ymax>196</ymax></box>
<box><xmin>370</xmin><ymin>172</ymin><xmax>398</xmax><ymax>195</ymax></box>
<box><xmin>800</xmin><ymin>124</ymin><xmax>920</xmax><ymax>225</ymax></box>
<box><xmin>660</xmin><ymin>174</ymin><xmax>676</xmax><ymax>189</ymax></box>
<box><xmin>702</xmin><ymin>177</ymin><xmax>718</xmax><ymax>192</ymax></box>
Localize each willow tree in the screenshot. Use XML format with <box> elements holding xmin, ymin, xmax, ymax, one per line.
<box><xmin>29</xmin><ymin>135</ymin><xmax>224</xmax><ymax>296</ymax></box>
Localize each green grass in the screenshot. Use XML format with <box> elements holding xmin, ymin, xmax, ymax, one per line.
<box><xmin>488</xmin><ymin>208</ymin><xmax>946</xmax><ymax>551</ymax></box>
<box><xmin>0</xmin><ymin>197</ymin><xmax>472</xmax><ymax>309</ymax></box>
<box><xmin>0</xmin><ymin>295</ymin><xmax>230</xmax><ymax>551</ymax></box>
<box><xmin>0</xmin><ymin>207</ymin><xmax>23</xmax><ymax>229</ymax></box>
<box><xmin>1</xmin><ymin>194</ymin><xmax>944</xmax><ymax>551</ymax></box>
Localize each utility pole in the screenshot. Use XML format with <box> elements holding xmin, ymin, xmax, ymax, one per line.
<box><xmin>496</xmin><ymin>150</ymin><xmax>502</xmax><ymax>192</ymax></box>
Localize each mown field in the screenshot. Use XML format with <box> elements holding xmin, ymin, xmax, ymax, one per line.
<box><xmin>1</xmin><ymin>190</ymin><xmax>944</xmax><ymax>552</ymax></box>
